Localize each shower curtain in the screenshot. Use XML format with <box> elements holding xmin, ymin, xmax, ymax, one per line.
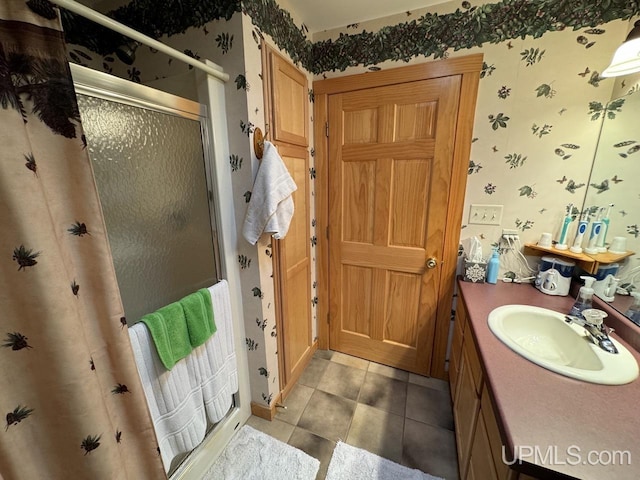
<box><xmin>0</xmin><ymin>2</ymin><xmax>166</xmax><ymax>479</ymax></box>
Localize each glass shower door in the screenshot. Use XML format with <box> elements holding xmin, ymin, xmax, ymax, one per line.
<box><xmin>75</xmin><ymin>83</ymin><xmax>218</xmax><ymax>324</ymax></box>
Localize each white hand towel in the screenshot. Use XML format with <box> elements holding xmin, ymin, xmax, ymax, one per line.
<box><xmin>187</xmin><ymin>280</ymin><xmax>239</xmax><ymax>423</ymax></box>
<box><xmin>129</xmin><ymin>323</ymin><xmax>207</xmax><ymax>473</ymax></box>
<box><xmin>242</xmin><ymin>141</ymin><xmax>297</xmax><ymax>245</ymax></box>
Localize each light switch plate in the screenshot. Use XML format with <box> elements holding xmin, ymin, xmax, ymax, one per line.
<box><xmin>469</xmin><ymin>204</ymin><xmax>503</xmax><ymax>225</ymax></box>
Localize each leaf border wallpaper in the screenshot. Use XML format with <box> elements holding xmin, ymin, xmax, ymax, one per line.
<box><xmin>62</xmin><ymin>0</ymin><xmax>640</xmax><ymax>406</ymax></box>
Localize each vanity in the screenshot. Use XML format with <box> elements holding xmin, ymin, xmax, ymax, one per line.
<box><xmin>451</xmin><ymin>279</ymin><xmax>640</xmax><ymax>480</ymax></box>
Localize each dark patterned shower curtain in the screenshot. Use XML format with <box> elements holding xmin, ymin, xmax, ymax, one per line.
<box><xmin>0</xmin><ymin>2</ymin><xmax>166</xmax><ymax>478</ymax></box>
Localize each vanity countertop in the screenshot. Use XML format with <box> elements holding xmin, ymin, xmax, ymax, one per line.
<box><xmin>458</xmin><ymin>280</ymin><xmax>640</xmax><ymax>480</ymax></box>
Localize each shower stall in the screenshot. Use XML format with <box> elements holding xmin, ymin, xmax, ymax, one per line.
<box><xmin>70</xmin><ymin>62</ymin><xmax>250</xmax><ymax>478</ymax></box>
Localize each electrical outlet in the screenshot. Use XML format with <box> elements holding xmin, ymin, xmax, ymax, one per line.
<box><xmin>502</xmin><ymin>228</ymin><xmax>519</xmax><ymax>237</ymax></box>
<box><xmin>468</xmin><ymin>204</ymin><xmax>503</xmax><ymax>225</ymax></box>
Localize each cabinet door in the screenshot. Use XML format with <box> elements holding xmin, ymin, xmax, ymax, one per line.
<box><xmin>481</xmin><ymin>386</ymin><xmax>518</xmax><ymax>480</ymax></box>
<box><xmin>467</xmin><ymin>410</ymin><xmax>498</xmax><ymax>480</ymax></box>
<box><xmin>454</xmin><ymin>350</ymin><xmax>480</xmax><ymax>479</ymax></box>
<box><xmin>449</xmin><ymin>317</ymin><xmax>464</xmax><ymax>401</ymax></box>
<box><xmin>268</xmin><ymin>50</ymin><xmax>309</xmax><ymax>146</ymax></box>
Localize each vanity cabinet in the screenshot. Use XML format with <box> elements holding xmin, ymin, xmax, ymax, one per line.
<box><xmin>450</xmin><ymin>298</ymin><xmax>537</xmax><ymax>480</ymax></box>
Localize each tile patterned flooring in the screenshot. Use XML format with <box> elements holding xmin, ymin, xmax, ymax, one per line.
<box><xmin>246</xmin><ymin>350</ymin><xmax>459</xmax><ymax>479</ymax></box>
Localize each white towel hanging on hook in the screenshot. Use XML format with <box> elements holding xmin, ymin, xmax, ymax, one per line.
<box><xmin>242</xmin><ymin>141</ymin><xmax>297</xmax><ymax>245</ymax></box>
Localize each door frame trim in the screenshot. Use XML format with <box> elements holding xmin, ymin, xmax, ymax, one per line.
<box><xmin>313</xmin><ymin>54</ymin><xmax>483</xmax><ymax>379</ymax></box>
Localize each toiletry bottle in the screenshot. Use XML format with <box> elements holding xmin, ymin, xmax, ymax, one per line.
<box><xmin>569</xmin><ymin>276</ymin><xmax>596</xmax><ymax>317</ymax></box>
<box><xmin>625</xmin><ymin>292</ymin><xmax>640</xmax><ymax>326</ymax></box>
<box><xmin>486</xmin><ymin>248</ymin><xmax>500</xmax><ymax>284</ymax></box>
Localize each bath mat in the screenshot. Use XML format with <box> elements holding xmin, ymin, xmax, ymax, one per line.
<box><xmin>326</xmin><ymin>441</ymin><xmax>444</xmax><ymax>480</ymax></box>
<box><xmin>203</xmin><ymin>425</ymin><xmax>319</xmax><ymax>480</ymax></box>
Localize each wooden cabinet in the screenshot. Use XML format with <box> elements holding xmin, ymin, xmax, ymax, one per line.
<box><xmin>453</xmin><ymin>328</ymin><xmax>482</xmax><ymax>479</ymax></box>
<box><xmin>263</xmin><ymin>45</ymin><xmax>314</xmax><ymax>397</ymax></box>
<box><xmin>468</xmin><ymin>410</ymin><xmax>498</xmax><ymax>480</ymax></box>
<box><xmin>452</xmin><ymin>296</ymin><xmax>539</xmax><ymax>480</ymax></box>
<box><xmin>449</xmin><ymin>300</ymin><xmax>466</xmax><ymax>400</ymax></box>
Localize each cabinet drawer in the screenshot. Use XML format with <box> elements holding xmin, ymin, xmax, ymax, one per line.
<box><xmin>463</xmin><ymin>326</ymin><xmax>483</xmax><ymax>394</ymax></box>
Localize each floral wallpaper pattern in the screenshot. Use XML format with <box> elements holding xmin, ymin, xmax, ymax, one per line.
<box><xmin>64</xmin><ymin>0</ymin><xmax>639</xmax><ymax>403</ymax></box>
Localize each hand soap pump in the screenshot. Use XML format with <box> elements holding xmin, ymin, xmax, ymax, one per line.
<box><xmin>568</xmin><ymin>276</ymin><xmax>596</xmax><ymax>317</ymax></box>
<box><xmin>486</xmin><ymin>248</ymin><xmax>500</xmax><ymax>284</ymax></box>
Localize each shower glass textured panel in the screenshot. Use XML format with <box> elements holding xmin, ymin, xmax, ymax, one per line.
<box><xmin>77</xmin><ymin>94</ymin><xmax>217</xmax><ymax>324</ymax></box>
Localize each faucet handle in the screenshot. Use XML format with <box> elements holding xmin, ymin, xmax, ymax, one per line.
<box><xmin>581</xmin><ymin>309</ymin><xmax>607</xmax><ymax>327</ymax></box>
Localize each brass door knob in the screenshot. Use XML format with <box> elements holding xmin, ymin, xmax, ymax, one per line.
<box><xmin>426</xmin><ymin>257</ymin><xmax>438</xmax><ymax>269</ymax></box>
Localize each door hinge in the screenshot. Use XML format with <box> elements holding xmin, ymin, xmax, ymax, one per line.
<box><xmin>325</xmin><ymin>122</ymin><xmax>329</xmax><ymax>137</ymax></box>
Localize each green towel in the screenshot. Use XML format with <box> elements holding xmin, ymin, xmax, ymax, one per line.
<box><xmin>180</xmin><ymin>288</ymin><xmax>216</xmax><ymax>348</ymax></box>
<box><xmin>140</xmin><ymin>302</ymin><xmax>191</xmax><ymax>370</ymax></box>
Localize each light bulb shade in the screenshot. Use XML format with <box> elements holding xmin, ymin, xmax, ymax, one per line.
<box><xmin>602</xmin><ymin>22</ymin><xmax>640</xmax><ymax>78</ymax></box>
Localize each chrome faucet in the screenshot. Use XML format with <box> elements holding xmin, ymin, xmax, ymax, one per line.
<box><xmin>565</xmin><ymin>309</ymin><xmax>618</xmax><ymax>354</ymax></box>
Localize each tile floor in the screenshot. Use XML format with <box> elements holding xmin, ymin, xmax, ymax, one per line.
<box><xmin>246</xmin><ymin>350</ymin><xmax>459</xmax><ymax>479</ymax></box>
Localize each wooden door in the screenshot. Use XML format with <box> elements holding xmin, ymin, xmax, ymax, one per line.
<box><xmin>262</xmin><ymin>44</ymin><xmax>314</xmax><ymax>396</ymax></box>
<box><xmin>328</xmin><ymin>75</ymin><xmax>461</xmax><ymax>375</ymax></box>
<box><xmin>275</xmin><ymin>143</ymin><xmax>312</xmax><ymax>387</ymax></box>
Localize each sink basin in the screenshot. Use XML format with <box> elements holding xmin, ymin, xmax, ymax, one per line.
<box><xmin>488</xmin><ymin>305</ymin><xmax>639</xmax><ymax>385</ymax></box>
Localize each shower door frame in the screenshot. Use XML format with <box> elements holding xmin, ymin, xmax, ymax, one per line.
<box><xmin>70</xmin><ymin>63</ymin><xmax>251</xmax><ymax>480</ymax></box>
<box><xmin>71</xmin><ymin>64</ymin><xmax>222</xmax><ymax>278</ymax></box>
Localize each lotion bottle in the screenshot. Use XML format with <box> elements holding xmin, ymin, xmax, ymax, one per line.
<box><xmin>486</xmin><ymin>248</ymin><xmax>500</xmax><ymax>284</ymax></box>
<box><xmin>568</xmin><ymin>276</ymin><xmax>596</xmax><ymax>317</ymax></box>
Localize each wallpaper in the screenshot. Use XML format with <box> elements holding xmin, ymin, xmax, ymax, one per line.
<box><xmin>585</xmin><ymin>87</ymin><xmax>640</xmax><ymax>294</ymax></box>
<box><xmin>63</xmin><ymin>0</ymin><xmax>640</xmax><ymax>404</ymax></box>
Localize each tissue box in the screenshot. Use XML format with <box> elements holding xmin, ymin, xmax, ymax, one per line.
<box><xmin>463</xmin><ymin>258</ymin><xmax>487</xmax><ymax>283</ymax></box>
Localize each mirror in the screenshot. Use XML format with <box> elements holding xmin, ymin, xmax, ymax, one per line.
<box><xmin>583</xmin><ymin>88</ymin><xmax>640</xmax><ymax>322</ymax></box>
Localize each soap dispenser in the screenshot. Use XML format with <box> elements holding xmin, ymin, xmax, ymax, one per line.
<box><xmin>625</xmin><ymin>292</ymin><xmax>640</xmax><ymax>326</ymax></box>
<box><xmin>569</xmin><ymin>276</ymin><xmax>596</xmax><ymax>317</ymax></box>
<box><xmin>486</xmin><ymin>248</ymin><xmax>500</xmax><ymax>284</ymax></box>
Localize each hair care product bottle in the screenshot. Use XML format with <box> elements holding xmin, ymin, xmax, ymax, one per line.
<box><xmin>486</xmin><ymin>248</ymin><xmax>500</xmax><ymax>284</ymax></box>
<box><xmin>568</xmin><ymin>276</ymin><xmax>596</xmax><ymax>317</ymax></box>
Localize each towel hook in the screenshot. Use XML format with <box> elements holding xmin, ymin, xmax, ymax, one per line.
<box><xmin>253</xmin><ymin>125</ymin><xmax>269</xmax><ymax>160</ymax></box>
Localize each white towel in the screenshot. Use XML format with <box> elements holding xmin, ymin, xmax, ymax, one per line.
<box><xmin>187</xmin><ymin>280</ymin><xmax>239</xmax><ymax>423</ymax></box>
<box><xmin>129</xmin><ymin>323</ymin><xmax>207</xmax><ymax>473</ymax></box>
<box><xmin>242</xmin><ymin>141</ymin><xmax>297</xmax><ymax>245</ymax></box>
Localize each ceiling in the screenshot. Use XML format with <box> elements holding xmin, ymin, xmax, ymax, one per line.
<box><xmin>280</xmin><ymin>0</ymin><xmax>449</xmax><ymax>33</ymax></box>
<box><xmin>78</xmin><ymin>0</ymin><xmax>450</xmax><ymax>33</ymax></box>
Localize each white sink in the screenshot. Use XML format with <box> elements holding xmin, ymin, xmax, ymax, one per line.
<box><xmin>488</xmin><ymin>305</ymin><xmax>639</xmax><ymax>385</ymax></box>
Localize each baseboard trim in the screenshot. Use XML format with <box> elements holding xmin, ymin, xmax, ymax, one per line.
<box><xmin>250</xmin><ymin>391</ymin><xmax>282</xmax><ymax>421</ymax></box>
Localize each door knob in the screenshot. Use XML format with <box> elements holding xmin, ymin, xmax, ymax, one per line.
<box><xmin>426</xmin><ymin>257</ymin><xmax>438</xmax><ymax>269</ymax></box>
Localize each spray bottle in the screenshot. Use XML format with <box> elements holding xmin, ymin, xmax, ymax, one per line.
<box><xmin>596</xmin><ymin>203</ymin><xmax>614</xmax><ymax>253</ymax></box>
<box><xmin>584</xmin><ymin>207</ymin><xmax>604</xmax><ymax>255</ymax></box>
<box><xmin>568</xmin><ymin>276</ymin><xmax>596</xmax><ymax>317</ymax></box>
<box><xmin>555</xmin><ymin>203</ymin><xmax>573</xmax><ymax>251</ymax></box>
<box><xmin>569</xmin><ymin>211</ymin><xmax>589</xmax><ymax>254</ymax></box>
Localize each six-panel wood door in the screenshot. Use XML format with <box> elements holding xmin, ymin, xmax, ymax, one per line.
<box><xmin>328</xmin><ymin>75</ymin><xmax>461</xmax><ymax>374</ymax></box>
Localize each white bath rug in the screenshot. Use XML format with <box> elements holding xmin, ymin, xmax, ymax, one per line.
<box><xmin>202</xmin><ymin>425</ymin><xmax>319</xmax><ymax>480</ymax></box>
<box><xmin>326</xmin><ymin>441</ymin><xmax>445</xmax><ymax>480</ymax></box>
